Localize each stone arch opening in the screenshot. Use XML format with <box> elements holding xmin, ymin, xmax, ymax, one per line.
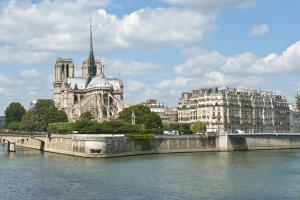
<box><xmin>74</xmin><ymin>95</ymin><xmax>78</xmax><ymax>104</ymax></box>
<box><xmin>102</xmin><ymin>107</ymin><xmax>107</xmax><ymax>118</ymax></box>
<box><xmin>66</xmin><ymin>64</ymin><xmax>69</xmax><ymax>77</ymax></box>
<box><xmin>103</xmin><ymin>93</ymin><xmax>109</xmax><ymax>105</ymax></box>
<box><xmin>61</xmin><ymin>64</ymin><xmax>65</xmax><ymax>79</ymax></box>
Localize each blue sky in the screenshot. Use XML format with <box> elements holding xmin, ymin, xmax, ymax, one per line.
<box><xmin>0</xmin><ymin>0</ymin><xmax>299</xmax><ymax>114</ymax></box>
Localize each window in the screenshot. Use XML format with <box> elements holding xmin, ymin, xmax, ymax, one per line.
<box><xmin>90</xmin><ymin>149</ymin><xmax>102</xmax><ymax>154</ymax></box>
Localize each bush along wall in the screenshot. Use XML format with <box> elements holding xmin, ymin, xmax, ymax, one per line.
<box><xmin>48</xmin><ymin>121</ymin><xmax>143</xmax><ymax>134</ymax></box>
<box><xmin>127</xmin><ymin>134</ymin><xmax>154</xmax><ymax>151</ymax></box>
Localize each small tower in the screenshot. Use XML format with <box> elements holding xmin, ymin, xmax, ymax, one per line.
<box><xmin>131</xmin><ymin>110</ymin><xmax>136</xmax><ymax>125</ymax></box>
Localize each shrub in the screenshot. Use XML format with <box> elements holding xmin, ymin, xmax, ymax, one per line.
<box><xmin>48</xmin><ymin>122</ymin><xmax>75</xmax><ymax>134</ymax></box>
<box><xmin>48</xmin><ymin>121</ymin><xmax>143</xmax><ymax>134</ymax></box>
<box><xmin>8</xmin><ymin>121</ymin><xmax>25</xmax><ymax>131</ymax></box>
<box><xmin>127</xmin><ymin>133</ymin><xmax>154</xmax><ymax>151</ymax></box>
<box><xmin>143</xmin><ymin>128</ymin><xmax>162</xmax><ymax>135</ymax></box>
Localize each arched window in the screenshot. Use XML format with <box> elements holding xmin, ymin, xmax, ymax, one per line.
<box><xmin>61</xmin><ymin>64</ymin><xmax>65</xmax><ymax>79</ymax></box>
<box><xmin>74</xmin><ymin>95</ymin><xmax>78</xmax><ymax>104</ymax></box>
<box><xmin>103</xmin><ymin>94</ymin><xmax>109</xmax><ymax>105</ymax></box>
<box><xmin>102</xmin><ymin>107</ymin><xmax>107</xmax><ymax>117</ymax></box>
<box><xmin>66</xmin><ymin>64</ymin><xmax>69</xmax><ymax>77</ymax></box>
<box><xmin>109</xmin><ymin>97</ymin><xmax>114</xmax><ymax>106</ymax></box>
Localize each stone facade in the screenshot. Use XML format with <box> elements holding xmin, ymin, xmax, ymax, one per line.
<box><xmin>145</xmin><ymin>99</ymin><xmax>178</xmax><ymax>122</ymax></box>
<box><xmin>178</xmin><ymin>88</ymin><xmax>290</xmax><ymax>133</ymax></box>
<box><xmin>53</xmin><ymin>26</ymin><xmax>126</xmax><ymax>121</ymax></box>
<box><xmin>289</xmin><ymin>104</ymin><xmax>298</xmax><ymax>133</ymax></box>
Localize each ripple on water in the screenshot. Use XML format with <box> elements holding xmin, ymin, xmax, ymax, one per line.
<box><xmin>0</xmin><ymin>147</ymin><xmax>300</xmax><ymax>200</ymax></box>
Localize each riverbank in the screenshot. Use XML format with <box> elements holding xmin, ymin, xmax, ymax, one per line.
<box><xmin>10</xmin><ymin>133</ymin><xmax>300</xmax><ymax>158</ymax></box>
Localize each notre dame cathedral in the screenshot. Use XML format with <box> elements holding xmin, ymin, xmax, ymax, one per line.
<box><xmin>53</xmin><ymin>25</ymin><xmax>126</xmax><ymax>121</ymax></box>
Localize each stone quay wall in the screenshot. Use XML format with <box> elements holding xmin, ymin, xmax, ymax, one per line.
<box><xmin>14</xmin><ymin>133</ymin><xmax>300</xmax><ymax>158</ymax></box>
<box><xmin>226</xmin><ymin>133</ymin><xmax>300</xmax><ymax>151</ymax></box>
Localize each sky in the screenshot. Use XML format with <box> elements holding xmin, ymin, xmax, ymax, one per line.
<box><xmin>0</xmin><ymin>0</ymin><xmax>300</xmax><ymax>114</ymax></box>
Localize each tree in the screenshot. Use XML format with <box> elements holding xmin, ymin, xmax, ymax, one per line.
<box><xmin>22</xmin><ymin>99</ymin><xmax>68</xmax><ymax>131</ymax></box>
<box><xmin>22</xmin><ymin>109</ymin><xmax>42</xmax><ymax>131</ymax></box>
<box><xmin>4</xmin><ymin>102</ymin><xmax>26</xmax><ymax>127</ymax></box>
<box><xmin>119</xmin><ymin>104</ymin><xmax>151</xmax><ymax>124</ymax></box>
<box><xmin>191</xmin><ymin>121</ymin><xmax>206</xmax><ymax>133</ymax></box>
<box><xmin>144</xmin><ymin>112</ymin><xmax>163</xmax><ymax>129</ymax></box>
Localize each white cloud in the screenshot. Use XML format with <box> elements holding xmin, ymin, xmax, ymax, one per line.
<box><xmin>104</xmin><ymin>58</ymin><xmax>160</xmax><ymax>76</ymax></box>
<box><xmin>20</xmin><ymin>69</ymin><xmax>42</xmax><ymax>78</ymax></box>
<box><xmin>164</xmin><ymin>0</ymin><xmax>254</xmax><ymax>13</ymax></box>
<box><xmin>0</xmin><ymin>47</ymin><xmax>51</xmax><ymax>64</ymax></box>
<box><xmin>133</xmin><ymin>41</ymin><xmax>300</xmax><ymax>105</ymax></box>
<box><xmin>0</xmin><ymin>87</ymin><xmax>14</xmax><ymax>97</ymax></box>
<box><xmin>176</xmin><ymin>41</ymin><xmax>300</xmax><ymax>77</ymax></box>
<box><xmin>0</xmin><ymin>1</ymin><xmax>214</xmax><ymax>53</ymax></box>
<box><xmin>251</xmin><ymin>24</ymin><xmax>270</xmax><ymax>36</ymax></box>
<box><xmin>0</xmin><ymin>75</ymin><xmax>14</xmax><ymax>85</ymax></box>
<box><xmin>125</xmin><ymin>81</ymin><xmax>146</xmax><ymax>93</ymax></box>
<box><xmin>0</xmin><ymin>70</ymin><xmax>52</xmax><ymax>113</ymax></box>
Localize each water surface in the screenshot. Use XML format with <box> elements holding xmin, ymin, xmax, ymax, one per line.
<box><xmin>0</xmin><ymin>144</ymin><xmax>299</xmax><ymax>200</ymax></box>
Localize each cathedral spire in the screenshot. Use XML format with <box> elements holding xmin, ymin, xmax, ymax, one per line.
<box><xmin>87</xmin><ymin>21</ymin><xmax>96</xmax><ymax>78</ymax></box>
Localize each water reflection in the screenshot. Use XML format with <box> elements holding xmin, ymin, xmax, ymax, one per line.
<box><xmin>0</xmin><ymin>145</ymin><xmax>300</xmax><ymax>200</ymax></box>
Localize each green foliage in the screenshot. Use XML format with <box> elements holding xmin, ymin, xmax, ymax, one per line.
<box><xmin>164</xmin><ymin>123</ymin><xmax>180</xmax><ymax>130</ymax></box>
<box><xmin>119</xmin><ymin>104</ymin><xmax>151</xmax><ymax>124</ymax></box>
<box><xmin>48</xmin><ymin>122</ymin><xmax>75</xmax><ymax>134</ymax></box>
<box><xmin>4</xmin><ymin>102</ymin><xmax>26</xmax><ymax>127</ymax></box>
<box><xmin>143</xmin><ymin>128</ymin><xmax>162</xmax><ymax>135</ymax></box>
<box><xmin>163</xmin><ymin>122</ymin><xmax>191</xmax><ymax>134</ymax></box>
<box><xmin>7</xmin><ymin>99</ymin><xmax>68</xmax><ymax>132</ymax></box>
<box><xmin>144</xmin><ymin>112</ymin><xmax>163</xmax><ymax>129</ymax></box>
<box><xmin>127</xmin><ymin>133</ymin><xmax>154</xmax><ymax>151</ymax></box>
<box><xmin>48</xmin><ymin>121</ymin><xmax>142</xmax><ymax>134</ymax></box>
<box><xmin>80</xmin><ymin>112</ymin><xmax>94</xmax><ymax>121</ymax></box>
<box><xmin>8</xmin><ymin>121</ymin><xmax>25</xmax><ymax>131</ymax></box>
<box><xmin>191</xmin><ymin>121</ymin><xmax>206</xmax><ymax>133</ymax></box>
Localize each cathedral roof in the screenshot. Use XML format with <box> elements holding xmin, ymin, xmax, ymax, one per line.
<box><xmin>67</xmin><ymin>78</ymin><xmax>86</xmax><ymax>90</ymax></box>
<box><xmin>85</xmin><ymin>75</ymin><xmax>123</xmax><ymax>91</ymax></box>
<box><xmin>86</xmin><ymin>75</ymin><xmax>113</xmax><ymax>90</ymax></box>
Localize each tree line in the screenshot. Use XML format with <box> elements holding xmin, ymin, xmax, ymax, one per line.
<box><xmin>4</xmin><ymin>99</ymin><xmax>207</xmax><ymax>134</ymax></box>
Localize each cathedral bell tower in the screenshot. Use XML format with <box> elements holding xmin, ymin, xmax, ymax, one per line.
<box><xmin>54</xmin><ymin>58</ymin><xmax>74</xmax><ymax>108</ymax></box>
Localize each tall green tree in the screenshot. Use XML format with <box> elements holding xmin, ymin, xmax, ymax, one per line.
<box><xmin>191</xmin><ymin>121</ymin><xmax>206</xmax><ymax>133</ymax></box>
<box><xmin>4</xmin><ymin>102</ymin><xmax>26</xmax><ymax>127</ymax></box>
<box><xmin>22</xmin><ymin>99</ymin><xmax>68</xmax><ymax>131</ymax></box>
<box><xmin>119</xmin><ymin>104</ymin><xmax>151</xmax><ymax>124</ymax></box>
<box><xmin>144</xmin><ymin>112</ymin><xmax>163</xmax><ymax>129</ymax></box>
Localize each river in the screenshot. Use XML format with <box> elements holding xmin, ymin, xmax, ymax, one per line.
<box><xmin>0</xmin><ymin>144</ymin><xmax>300</xmax><ymax>200</ymax></box>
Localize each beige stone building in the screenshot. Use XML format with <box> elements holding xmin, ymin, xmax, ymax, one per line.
<box><xmin>53</xmin><ymin>26</ymin><xmax>126</xmax><ymax>121</ymax></box>
<box><xmin>178</xmin><ymin>88</ymin><xmax>290</xmax><ymax>133</ymax></box>
<box><xmin>145</xmin><ymin>99</ymin><xmax>178</xmax><ymax>123</ymax></box>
